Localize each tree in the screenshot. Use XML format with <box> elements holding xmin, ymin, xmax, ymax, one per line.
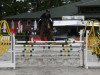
<box><xmin>0</xmin><ymin>0</ymin><xmax>31</xmax><ymax>19</ymax></box>
<box><xmin>30</xmin><ymin>0</ymin><xmax>80</xmax><ymax>11</ymax></box>
<box><xmin>0</xmin><ymin>0</ymin><xmax>80</xmax><ymax>20</ymax></box>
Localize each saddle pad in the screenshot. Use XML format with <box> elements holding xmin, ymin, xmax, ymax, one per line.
<box><xmin>30</xmin><ymin>36</ymin><xmax>48</xmax><ymax>41</ymax></box>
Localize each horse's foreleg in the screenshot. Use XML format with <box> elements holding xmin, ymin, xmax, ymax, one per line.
<box><xmin>47</xmin><ymin>30</ymin><xmax>53</xmax><ymax>41</ymax></box>
<box><xmin>40</xmin><ymin>31</ymin><xmax>45</xmax><ymax>41</ymax></box>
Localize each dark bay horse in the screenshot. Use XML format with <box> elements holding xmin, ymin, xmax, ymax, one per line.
<box><xmin>38</xmin><ymin>19</ymin><xmax>53</xmax><ymax>41</ymax></box>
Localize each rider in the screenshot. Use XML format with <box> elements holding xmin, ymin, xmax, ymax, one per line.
<box><xmin>40</xmin><ymin>9</ymin><xmax>51</xmax><ymax>21</ymax></box>
<box><xmin>38</xmin><ymin>9</ymin><xmax>53</xmax><ymax>30</ymax></box>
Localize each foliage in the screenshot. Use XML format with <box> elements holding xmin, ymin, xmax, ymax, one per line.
<box><xmin>0</xmin><ymin>0</ymin><xmax>80</xmax><ymax>19</ymax></box>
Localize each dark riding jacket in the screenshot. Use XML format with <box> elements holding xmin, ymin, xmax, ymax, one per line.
<box><xmin>40</xmin><ymin>12</ymin><xmax>51</xmax><ymax>20</ymax></box>
<box><xmin>38</xmin><ymin>12</ymin><xmax>53</xmax><ymax>30</ymax></box>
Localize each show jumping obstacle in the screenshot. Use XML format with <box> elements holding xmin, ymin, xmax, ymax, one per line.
<box><xmin>0</xmin><ymin>19</ymin><xmax>99</xmax><ymax>69</ymax></box>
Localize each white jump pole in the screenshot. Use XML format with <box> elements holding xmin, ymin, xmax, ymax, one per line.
<box><xmin>16</xmin><ymin>40</ymin><xmax>84</xmax><ymax>44</ymax></box>
<box><xmin>85</xmin><ymin>30</ymin><xmax>89</xmax><ymax>69</ymax></box>
<box><xmin>79</xmin><ymin>30</ymin><xmax>84</xmax><ymax>67</ymax></box>
<box><xmin>12</xmin><ymin>33</ymin><xmax>16</xmax><ymax>69</ymax></box>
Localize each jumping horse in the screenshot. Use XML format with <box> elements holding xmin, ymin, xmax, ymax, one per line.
<box><xmin>38</xmin><ymin>19</ymin><xmax>53</xmax><ymax>41</ymax></box>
